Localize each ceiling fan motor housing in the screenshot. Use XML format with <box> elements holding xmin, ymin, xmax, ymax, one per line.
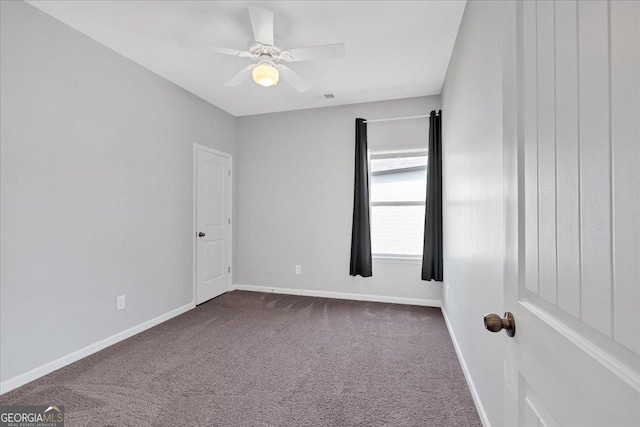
<box><xmin>256</xmin><ymin>54</ymin><xmax>276</xmax><ymax>67</ymax></box>
<box><xmin>248</xmin><ymin>39</ymin><xmax>285</xmax><ymax>62</ymax></box>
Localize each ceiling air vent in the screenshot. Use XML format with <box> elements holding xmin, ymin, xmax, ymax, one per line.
<box><xmin>323</xmin><ymin>93</ymin><xmax>335</xmax><ymax>99</ymax></box>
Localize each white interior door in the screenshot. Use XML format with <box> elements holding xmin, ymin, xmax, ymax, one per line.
<box><xmin>195</xmin><ymin>145</ymin><xmax>232</xmax><ymax>305</ymax></box>
<box><xmin>501</xmin><ymin>1</ymin><xmax>640</xmax><ymax>425</ymax></box>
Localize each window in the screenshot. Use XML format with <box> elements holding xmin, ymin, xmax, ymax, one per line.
<box><xmin>369</xmin><ymin>150</ymin><xmax>427</xmax><ymax>258</ymax></box>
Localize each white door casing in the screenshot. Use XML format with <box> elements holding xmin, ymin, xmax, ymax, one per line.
<box><xmin>502</xmin><ymin>1</ymin><xmax>639</xmax><ymax>426</ymax></box>
<box><xmin>194</xmin><ymin>144</ymin><xmax>232</xmax><ymax>305</ymax></box>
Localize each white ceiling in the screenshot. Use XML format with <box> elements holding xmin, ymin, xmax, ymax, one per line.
<box><xmin>27</xmin><ymin>1</ymin><xmax>466</xmax><ymax>117</ymax></box>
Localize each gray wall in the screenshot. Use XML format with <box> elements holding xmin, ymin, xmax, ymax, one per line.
<box><xmin>235</xmin><ymin>96</ymin><xmax>442</xmax><ymax>302</ymax></box>
<box><xmin>441</xmin><ymin>1</ymin><xmax>508</xmax><ymax>425</ymax></box>
<box><xmin>0</xmin><ymin>1</ymin><xmax>236</xmax><ymax>383</ymax></box>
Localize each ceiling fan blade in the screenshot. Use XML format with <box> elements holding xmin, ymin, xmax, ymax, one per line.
<box><xmin>277</xmin><ymin>65</ymin><xmax>312</xmax><ymax>92</ymax></box>
<box><xmin>286</xmin><ymin>43</ymin><xmax>346</xmax><ymax>62</ymax></box>
<box><xmin>223</xmin><ymin>66</ymin><xmax>254</xmax><ymax>87</ymax></box>
<box><xmin>248</xmin><ymin>6</ymin><xmax>274</xmax><ymax>46</ymax></box>
<box><xmin>178</xmin><ymin>40</ymin><xmax>251</xmax><ymax>58</ymax></box>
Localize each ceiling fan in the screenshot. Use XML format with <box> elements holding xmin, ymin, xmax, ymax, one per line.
<box><xmin>178</xmin><ymin>6</ymin><xmax>345</xmax><ymax>92</ymax></box>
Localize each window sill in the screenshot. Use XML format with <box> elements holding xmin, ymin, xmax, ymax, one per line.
<box><xmin>372</xmin><ymin>255</ymin><xmax>422</xmax><ymax>265</ymax></box>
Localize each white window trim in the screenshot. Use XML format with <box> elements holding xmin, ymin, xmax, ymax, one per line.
<box><xmin>372</xmin><ymin>254</ymin><xmax>423</xmax><ymax>264</ymax></box>
<box><xmin>369</xmin><ymin>148</ymin><xmax>428</xmax><ymax>160</ymax></box>
<box><xmin>370</xmin><ymin>201</ymin><xmax>425</xmax><ymax>207</ymax></box>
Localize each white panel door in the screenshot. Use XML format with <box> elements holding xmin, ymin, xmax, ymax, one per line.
<box><xmin>196</xmin><ymin>146</ymin><xmax>231</xmax><ymax>305</ymax></box>
<box><xmin>501</xmin><ymin>1</ymin><xmax>640</xmax><ymax>425</ymax></box>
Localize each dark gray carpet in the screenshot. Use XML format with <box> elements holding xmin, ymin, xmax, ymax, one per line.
<box><xmin>0</xmin><ymin>291</ymin><xmax>481</xmax><ymax>426</ymax></box>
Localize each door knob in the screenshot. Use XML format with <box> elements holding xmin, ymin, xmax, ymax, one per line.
<box><xmin>198</xmin><ymin>232</ymin><xmax>206</xmax><ymax>237</ymax></box>
<box><xmin>484</xmin><ymin>312</ymin><xmax>516</xmax><ymax>337</ymax></box>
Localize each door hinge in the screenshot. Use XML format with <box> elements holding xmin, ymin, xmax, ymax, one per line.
<box><xmin>228</xmin><ymin>170</ymin><xmax>231</xmax><ymax>176</ymax></box>
<box><xmin>228</xmin><ymin>266</ymin><xmax>231</xmax><ymax>273</ymax></box>
<box><xmin>228</xmin><ymin>218</ymin><xmax>231</xmax><ymax>225</ymax></box>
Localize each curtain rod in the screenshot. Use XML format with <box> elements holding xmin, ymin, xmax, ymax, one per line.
<box><xmin>363</xmin><ymin>114</ymin><xmax>431</xmax><ymax>124</ymax></box>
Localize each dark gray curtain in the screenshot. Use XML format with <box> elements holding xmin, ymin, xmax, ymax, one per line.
<box><xmin>422</xmin><ymin>110</ymin><xmax>443</xmax><ymax>281</ymax></box>
<box><xmin>350</xmin><ymin>118</ymin><xmax>372</xmax><ymax>277</ymax></box>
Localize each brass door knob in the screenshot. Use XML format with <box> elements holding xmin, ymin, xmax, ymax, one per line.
<box><xmin>484</xmin><ymin>312</ymin><xmax>516</xmax><ymax>337</ymax></box>
<box><xmin>198</xmin><ymin>232</ymin><xmax>206</xmax><ymax>237</ymax></box>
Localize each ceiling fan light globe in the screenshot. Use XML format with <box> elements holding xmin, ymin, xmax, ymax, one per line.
<box><xmin>252</xmin><ymin>64</ymin><xmax>279</xmax><ymax>87</ymax></box>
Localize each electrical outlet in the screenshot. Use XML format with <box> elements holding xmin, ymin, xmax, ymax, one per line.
<box><xmin>295</xmin><ymin>265</ymin><xmax>302</xmax><ymax>275</ymax></box>
<box><xmin>116</xmin><ymin>295</ymin><xmax>126</xmax><ymax>311</ymax></box>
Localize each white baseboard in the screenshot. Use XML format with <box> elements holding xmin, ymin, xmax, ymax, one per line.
<box><xmin>0</xmin><ymin>302</ymin><xmax>195</xmax><ymax>395</ymax></box>
<box><xmin>231</xmin><ymin>283</ymin><xmax>441</xmax><ymax>307</ymax></box>
<box><xmin>441</xmin><ymin>307</ymin><xmax>490</xmax><ymax>427</ymax></box>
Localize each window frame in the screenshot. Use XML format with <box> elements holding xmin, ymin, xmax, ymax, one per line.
<box><xmin>368</xmin><ymin>148</ymin><xmax>428</xmax><ymax>261</ymax></box>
